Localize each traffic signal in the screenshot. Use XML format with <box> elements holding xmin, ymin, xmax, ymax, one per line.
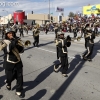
<box><xmin>51</xmin><ymin>16</ymin><xmax>53</xmax><ymax>20</ymax></box>
<box><xmin>16</xmin><ymin>21</ymin><xmax>18</xmax><ymax>25</ymax></box>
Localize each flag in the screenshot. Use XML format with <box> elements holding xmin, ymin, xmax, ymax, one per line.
<box><xmin>56</xmin><ymin>7</ymin><xmax>64</xmax><ymax>12</ymax></box>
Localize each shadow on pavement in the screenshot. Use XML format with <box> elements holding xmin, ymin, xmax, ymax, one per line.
<box><xmin>27</xmin><ymin>89</ymin><xmax>47</xmax><ymax>100</ymax></box>
<box><xmin>0</xmin><ymin>60</ymin><xmax>5</xmax><ymax>89</ymax></box>
<box><xmin>0</xmin><ymin>54</ymin><xmax>4</xmax><ymax>57</ymax></box>
<box><xmin>24</xmin><ymin>46</ymin><xmax>34</xmax><ymax>51</ymax></box>
<box><xmin>0</xmin><ymin>95</ymin><xmax>3</xmax><ymax>99</ymax></box>
<box><xmin>91</xmin><ymin>40</ymin><xmax>100</xmax><ymax>59</ymax></box>
<box><xmin>49</xmin><ymin>40</ymin><xmax>100</xmax><ymax>100</ymax></box>
<box><xmin>49</xmin><ymin>55</ymin><xmax>86</xmax><ymax>100</ymax></box>
<box><xmin>67</xmin><ymin>54</ymin><xmax>82</xmax><ymax>74</ymax></box>
<box><xmin>12</xmin><ymin>62</ymin><xmax>56</xmax><ymax>99</ymax></box>
<box><xmin>23</xmin><ymin>64</ymin><xmax>53</xmax><ymax>93</ymax></box>
<box><xmin>24</xmin><ymin>40</ymin><xmax>54</xmax><ymax>51</ymax></box>
<box><xmin>39</xmin><ymin>41</ymin><xmax>54</xmax><ymax>47</ymax></box>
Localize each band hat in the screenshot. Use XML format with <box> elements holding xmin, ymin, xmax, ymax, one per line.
<box><xmin>5</xmin><ymin>28</ymin><xmax>15</xmax><ymax>34</ymax></box>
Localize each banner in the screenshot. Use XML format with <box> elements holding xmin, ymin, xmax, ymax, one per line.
<box><xmin>55</xmin><ymin>7</ymin><xmax>64</xmax><ymax>12</ymax></box>
<box><xmin>83</xmin><ymin>4</ymin><xmax>100</xmax><ymax>15</ymax></box>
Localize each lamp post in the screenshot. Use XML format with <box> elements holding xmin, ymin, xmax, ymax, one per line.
<box><xmin>45</xmin><ymin>0</ymin><xmax>50</xmax><ymax>23</ymax></box>
<box><xmin>0</xmin><ymin>16</ymin><xmax>1</xmax><ymax>34</ymax></box>
<box><xmin>49</xmin><ymin>0</ymin><xmax>50</xmax><ymax>23</ymax></box>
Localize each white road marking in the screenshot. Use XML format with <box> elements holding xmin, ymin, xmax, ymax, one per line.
<box><xmin>35</xmin><ymin>47</ymin><xmax>75</xmax><ymax>59</ymax></box>
<box><xmin>36</xmin><ymin>47</ymin><xmax>56</xmax><ymax>53</ymax></box>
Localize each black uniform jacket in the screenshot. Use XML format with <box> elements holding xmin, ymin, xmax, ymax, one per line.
<box><xmin>33</xmin><ymin>28</ymin><xmax>39</xmax><ymax>38</ymax></box>
<box><xmin>85</xmin><ymin>27</ymin><xmax>95</xmax><ymax>45</ymax></box>
<box><xmin>56</xmin><ymin>39</ymin><xmax>68</xmax><ymax>57</ymax></box>
<box><xmin>2</xmin><ymin>38</ymin><xmax>24</xmax><ymax>64</ymax></box>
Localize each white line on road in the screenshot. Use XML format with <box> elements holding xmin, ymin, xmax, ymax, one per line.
<box><xmin>35</xmin><ymin>47</ymin><xmax>75</xmax><ymax>59</ymax></box>
<box><xmin>36</xmin><ymin>47</ymin><xmax>56</xmax><ymax>53</ymax></box>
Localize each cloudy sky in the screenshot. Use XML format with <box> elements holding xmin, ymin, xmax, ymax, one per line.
<box><xmin>0</xmin><ymin>0</ymin><xmax>99</xmax><ymax>16</ymax></box>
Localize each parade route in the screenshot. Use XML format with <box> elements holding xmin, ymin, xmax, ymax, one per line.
<box><xmin>0</xmin><ymin>31</ymin><xmax>100</xmax><ymax>100</ymax></box>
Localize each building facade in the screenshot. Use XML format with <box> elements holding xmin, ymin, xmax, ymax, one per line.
<box><xmin>0</xmin><ymin>14</ymin><xmax>12</xmax><ymax>24</ymax></box>
<box><xmin>26</xmin><ymin>13</ymin><xmax>68</xmax><ymax>25</ymax></box>
<box><xmin>0</xmin><ymin>13</ymin><xmax>68</xmax><ymax>25</ymax></box>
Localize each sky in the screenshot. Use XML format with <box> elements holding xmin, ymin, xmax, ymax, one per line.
<box><xmin>0</xmin><ymin>0</ymin><xmax>99</xmax><ymax>17</ymax></box>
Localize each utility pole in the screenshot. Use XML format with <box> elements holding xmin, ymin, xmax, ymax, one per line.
<box><xmin>49</xmin><ymin>0</ymin><xmax>50</xmax><ymax>23</ymax></box>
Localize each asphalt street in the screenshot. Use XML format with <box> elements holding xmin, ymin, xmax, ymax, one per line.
<box><xmin>0</xmin><ymin>31</ymin><xmax>100</xmax><ymax>100</ymax></box>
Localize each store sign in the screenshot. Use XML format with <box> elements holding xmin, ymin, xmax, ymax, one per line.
<box><xmin>83</xmin><ymin>4</ymin><xmax>100</xmax><ymax>15</ymax></box>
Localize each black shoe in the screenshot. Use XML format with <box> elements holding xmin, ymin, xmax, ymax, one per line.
<box><xmin>15</xmin><ymin>92</ymin><xmax>25</xmax><ymax>98</ymax></box>
<box><xmin>33</xmin><ymin>43</ymin><xmax>35</xmax><ymax>46</ymax></box>
<box><xmin>6</xmin><ymin>85</ymin><xmax>11</xmax><ymax>91</ymax></box>
<box><xmin>62</xmin><ymin>73</ymin><xmax>68</xmax><ymax>77</ymax></box>
<box><xmin>88</xmin><ymin>59</ymin><xmax>92</xmax><ymax>62</ymax></box>
<box><xmin>36</xmin><ymin>45</ymin><xmax>39</xmax><ymax>47</ymax></box>
<box><xmin>83</xmin><ymin>57</ymin><xmax>87</xmax><ymax>60</ymax></box>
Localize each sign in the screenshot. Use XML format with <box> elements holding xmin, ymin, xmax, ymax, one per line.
<box><xmin>83</xmin><ymin>4</ymin><xmax>100</xmax><ymax>15</ymax></box>
<box><xmin>55</xmin><ymin>7</ymin><xmax>64</xmax><ymax>12</ymax></box>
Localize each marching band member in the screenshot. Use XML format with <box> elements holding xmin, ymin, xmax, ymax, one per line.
<box><xmin>0</xmin><ymin>28</ymin><xmax>24</xmax><ymax>98</ymax></box>
<box><xmin>33</xmin><ymin>26</ymin><xmax>40</xmax><ymax>47</ymax></box>
<box><xmin>1</xmin><ymin>26</ymin><xmax>6</xmax><ymax>39</ymax></box>
<box><xmin>54</xmin><ymin>32</ymin><xmax>71</xmax><ymax>77</ymax></box>
<box><xmin>11</xmin><ymin>22</ymin><xmax>18</xmax><ymax>34</ymax></box>
<box><xmin>19</xmin><ymin>25</ymin><xmax>24</xmax><ymax>37</ymax></box>
<box><xmin>84</xmin><ymin>23</ymin><xmax>90</xmax><ymax>49</ymax></box>
<box><xmin>45</xmin><ymin>24</ymin><xmax>49</xmax><ymax>35</ymax></box>
<box><xmin>72</xmin><ymin>23</ymin><xmax>77</xmax><ymax>39</ymax></box>
<box><xmin>54</xmin><ymin>24</ymin><xmax>59</xmax><ymax>39</ymax></box>
<box><xmin>80</xmin><ymin>23</ymin><xmax>85</xmax><ymax>38</ymax></box>
<box><xmin>83</xmin><ymin>23</ymin><xmax>95</xmax><ymax>62</ymax></box>
<box><xmin>23</xmin><ymin>25</ymin><xmax>28</xmax><ymax>34</ymax></box>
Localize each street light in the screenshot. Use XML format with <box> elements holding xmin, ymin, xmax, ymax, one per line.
<box><xmin>49</xmin><ymin>0</ymin><xmax>50</xmax><ymax>23</ymax></box>
<box><xmin>45</xmin><ymin>0</ymin><xmax>50</xmax><ymax>23</ymax></box>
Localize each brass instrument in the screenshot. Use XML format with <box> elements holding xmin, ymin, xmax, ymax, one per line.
<box><xmin>77</xmin><ymin>36</ymin><xmax>81</xmax><ymax>41</ymax></box>
<box><xmin>0</xmin><ymin>41</ymin><xmax>7</xmax><ymax>51</ymax></box>
<box><xmin>33</xmin><ymin>29</ymin><xmax>40</xmax><ymax>36</ymax></box>
<box><xmin>24</xmin><ymin>40</ymin><xmax>31</xmax><ymax>47</ymax></box>
<box><xmin>0</xmin><ymin>38</ymin><xmax>31</xmax><ymax>51</ymax></box>
<box><xmin>17</xmin><ymin>39</ymin><xmax>31</xmax><ymax>47</ymax></box>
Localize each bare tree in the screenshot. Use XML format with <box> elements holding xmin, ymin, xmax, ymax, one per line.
<box><xmin>68</xmin><ymin>12</ymin><xmax>75</xmax><ymax>17</ymax></box>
